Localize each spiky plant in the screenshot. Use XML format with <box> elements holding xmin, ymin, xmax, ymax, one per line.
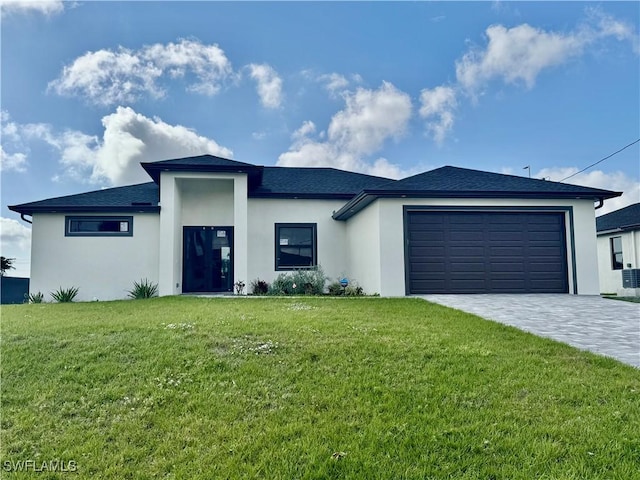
<box><xmin>127</xmin><ymin>279</ymin><xmax>158</xmax><ymax>299</ymax></box>
<box><xmin>50</xmin><ymin>286</ymin><xmax>79</xmax><ymax>303</ymax></box>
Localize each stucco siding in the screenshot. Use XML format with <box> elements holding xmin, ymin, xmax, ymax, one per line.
<box><xmin>345</xmin><ymin>200</ymin><xmax>381</xmax><ymax>294</ymax></box>
<box><xmin>30</xmin><ymin>212</ymin><xmax>159</xmax><ymax>302</ymax></box>
<box><xmin>247</xmin><ymin>199</ymin><xmax>348</xmax><ymax>287</ymax></box>
<box><xmin>597</xmin><ymin>229</ymin><xmax>640</xmax><ymax>293</ymax></box>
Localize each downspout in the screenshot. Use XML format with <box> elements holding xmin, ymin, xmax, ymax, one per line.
<box><xmin>20</xmin><ymin>214</ymin><xmax>32</xmax><ymax>224</ymax></box>
<box><xmin>594</xmin><ymin>197</ymin><xmax>604</xmax><ymax>210</ymax></box>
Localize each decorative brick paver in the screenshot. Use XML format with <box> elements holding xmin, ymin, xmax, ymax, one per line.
<box><xmin>421</xmin><ymin>294</ymin><xmax>640</xmax><ymax>368</ymax></box>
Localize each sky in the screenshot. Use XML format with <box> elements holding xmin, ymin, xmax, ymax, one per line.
<box><xmin>1</xmin><ymin>1</ymin><xmax>639</xmax><ymax>278</ymax></box>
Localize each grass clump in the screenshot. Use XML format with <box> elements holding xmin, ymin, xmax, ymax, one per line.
<box><xmin>2</xmin><ymin>297</ymin><xmax>639</xmax><ymax>479</ymax></box>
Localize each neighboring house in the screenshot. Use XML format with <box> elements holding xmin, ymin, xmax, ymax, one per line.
<box><xmin>596</xmin><ymin>203</ymin><xmax>640</xmax><ymax>295</ymax></box>
<box><xmin>9</xmin><ymin>155</ymin><xmax>620</xmax><ymax>301</ymax></box>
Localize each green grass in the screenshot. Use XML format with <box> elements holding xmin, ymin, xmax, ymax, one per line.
<box><xmin>1</xmin><ymin>297</ymin><xmax>639</xmax><ymax>479</ymax></box>
<box><xmin>603</xmin><ymin>295</ymin><xmax>640</xmax><ymax>303</ymax></box>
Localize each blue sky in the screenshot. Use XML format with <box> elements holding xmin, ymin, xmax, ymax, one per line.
<box><xmin>1</xmin><ymin>1</ymin><xmax>639</xmax><ymax>277</ymax></box>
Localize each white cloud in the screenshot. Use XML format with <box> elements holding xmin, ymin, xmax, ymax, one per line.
<box><xmin>0</xmin><ymin>217</ymin><xmax>31</xmax><ymax>250</ymax></box>
<box><xmin>291</xmin><ymin>120</ymin><xmax>316</xmax><ymax>141</ymax></box>
<box><xmin>0</xmin><ymin>217</ymin><xmax>32</xmax><ymax>278</ymax></box>
<box><xmin>0</xmin><ymin>145</ymin><xmax>27</xmax><ymax>172</ymax></box>
<box><xmin>1</xmin><ymin>110</ymin><xmax>37</xmax><ymax>172</ymax></box>
<box><xmin>456</xmin><ymin>12</ymin><xmax>639</xmax><ymax>94</ymax></box>
<box><xmin>318</xmin><ymin>73</ymin><xmax>349</xmax><ymax>97</ymax></box>
<box><xmin>48</xmin><ymin>39</ymin><xmax>233</xmax><ymax>105</ymax></box>
<box><xmin>278</xmin><ymin>82</ymin><xmax>412</xmax><ymax>178</ymax></box>
<box><xmin>419</xmin><ymin>86</ymin><xmax>457</xmax><ymax>144</ymax></box>
<box><xmin>0</xmin><ymin>0</ymin><xmax>64</xmax><ymax>16</ymax></box>
<box><xmin>535</xmin><ymin>167</ymin><xmax>640</xmax><ymax>215</ymax></box>
<box><xmin>327</xmin><ymin>81</ymin><xmax>412</xmax><ymax>156</ymax></box>
<box><xmin>9</xmin><ymin>106</ymin><xmax>232</xmax><ymax>186</ymax></box>
<box><xmin>317</xmin><ymin>72</ymin><xmax>363</xmax><ymax>98</ymax></box>
<box><xmin>247</xmin><ymin>63</ymin><xmax>283</xmax><ymax>109</ymax></box>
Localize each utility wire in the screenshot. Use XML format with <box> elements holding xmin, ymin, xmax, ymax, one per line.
<box><xmin>558</xmin><ymin>138</ymin><xmax>640</xmax><ymax>182</ymax></box>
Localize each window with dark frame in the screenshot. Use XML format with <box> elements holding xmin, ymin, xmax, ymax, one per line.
<box><xmin>610</xmin><ymin>236</ymin><xmax>623</xmax><ymax>270</ymax></box>
<box><xmin>275</xmin><ymin>223</ymin><xmax>317</xmax><ymax>270</ymax></box>
<box><xmin>65</xmin><ymin>216</ymin><xmax>133</xmax><ymax>237</ymax></box>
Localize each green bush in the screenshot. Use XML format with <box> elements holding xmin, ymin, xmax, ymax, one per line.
<box><xmin>250</xmin><ymin>279</ymin><xmax>269</xmax><ymax>295</ymax></box>
<box><xmin>327</xmin><ymin>278</ymin><xmax>365</xmax><ymax>296</ymax></box>
<box><xmin>50</xmin><ymin>286</ymin><xmax>79</xmax><ymax>303</ymax></box>
<box><xmin>127</xmin><ymin>279</ymin><xmax>158</xmax><ymax>299</ymax></box>
<box><xmin>268</xmin><ymin>266</ymin><xmax>327</xmax><ymax>295</ymax></box>
<box><xmin>327</xmin><ymin>282</ymin><xmax>344</xmax><ymax>296</ymax></box>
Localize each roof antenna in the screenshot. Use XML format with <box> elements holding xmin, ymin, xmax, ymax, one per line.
<box><xmin>523</xmin><ymin>165</ymin><xmax>531</xmax><ymax>178</ymax></box>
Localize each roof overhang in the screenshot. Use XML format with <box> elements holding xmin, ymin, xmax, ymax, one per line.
<box><xmin>597</xmin><ymin>223</ymin><xmax>640</xmax><ymax>235</ymax></box>
<box><xmin>332</xmin><ymin>189</ymin><xmax>623</xmax><ymax>221</ymax></box>
<box><xmin>8</xmin><ymin>205</ymin><xmax>160</xmax><ymax>216</ymax></box>
<box><xmin>141</xmin><ymin>162</ymin><xmax>264</xmax><ymax>188</ymax></box>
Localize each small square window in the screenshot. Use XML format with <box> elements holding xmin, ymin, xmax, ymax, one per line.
<box><xmin>610</xmin><ymin>236</ymin><xmax>623</xmax><ymax>270</ymax></box>
<box><xmin>65</xmin><ymin>216</ymin><xmax>133</xmax><ymax>237</ymax></box>
<box><xmin>275</xmin><ymin>223</ymin><xmax>317</xmax><ymax>270</ymax></box>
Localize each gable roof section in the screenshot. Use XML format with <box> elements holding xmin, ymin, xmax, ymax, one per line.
<box><xmin>141</xmin><ymin>154</ymin><xmax>264</xmax><ymax>187</ymax></box>
<box><xmin>8</xmin><ymin>182</ymin><xmax>159</xmax><ymax>215</ymax></box>
<box><xmin>596</xmin><ymin>203</ymin><xmax>640</xmax><ymax>234</ymax></box>
<box><xmin>332</xmin><ymin>166</ymin><xmax>621</xmax><ymax>220</ymax></box>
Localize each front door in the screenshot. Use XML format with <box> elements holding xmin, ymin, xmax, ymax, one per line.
<box><xmin>183</xmin><ymin>226</ymin><xmax>233</xmax><ymax>293</ymax></box>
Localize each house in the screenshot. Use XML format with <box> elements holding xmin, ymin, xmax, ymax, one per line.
<box><xmin>9</xmin><ymin>155</ymin><xmax>621</xmax><ymax>301</ymax></box>
<box><xmin>596</xmin><ymin>203</ymin><xmax>640</xmax><ymax>295</ymax></box>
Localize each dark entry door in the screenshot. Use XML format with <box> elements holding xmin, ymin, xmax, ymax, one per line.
<box><xmin>183</xmin><ymin>226</ymin><xmax>233</xmax><ymax>293</ymax></box>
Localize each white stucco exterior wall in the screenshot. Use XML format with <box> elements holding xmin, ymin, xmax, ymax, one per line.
<box><xmin>597</xmin><ymin>229</ymin><xmax>640</xmax><ymax>293</ymax></box>
<box><xmin>344</xmin><ymin>197</ymin><xmax>602</xmax><ymax>296</ymax></box>
<box><xmin>247</xmin><ymin>198</ymin><xmax>348</xmax><ymax>287</ymax></box>
<box><xmin>29</xmin><ymin>212</ymin><xmax>159</xmax><ymax>302</ymax></box>
<box><xmin>345</xmin><ymin>201</ymin><xmax>381</xmax><ymax>294</ymax></box>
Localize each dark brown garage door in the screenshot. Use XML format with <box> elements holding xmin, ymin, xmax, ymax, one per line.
<box><xmin>406</xmin><ymin>211</ymin><xmax>569</xmax><ymax>294</ymax></box>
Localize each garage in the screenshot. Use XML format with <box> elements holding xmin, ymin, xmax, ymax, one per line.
<box><xmin>406</xmin><ymin>210</ymin><xmax>569</xmax><ymax>294</ymax></box>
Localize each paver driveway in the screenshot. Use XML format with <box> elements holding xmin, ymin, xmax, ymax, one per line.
<box><xmin>421</xmin><ymin>294</ymin><xmax>640</xmax><ymax>368</ymax></box>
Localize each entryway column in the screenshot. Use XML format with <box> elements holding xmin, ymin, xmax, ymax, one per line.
<box><xmin>233</xmin><ymin>176</ymin><xmax>248</xmax><ymax>292</ymax></box>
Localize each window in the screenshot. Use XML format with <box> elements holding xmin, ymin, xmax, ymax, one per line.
<box><xmin>275</xmin><ymin>223</ymin><xmax>317</xmax><ymax>270</ymax></box>
<box><xmin>65</xmin><ymin>216</ymin><xmax>133</xmax><ymax>237</ymax></box>
<box><xmin>610</xmin><ymin>236</ymin><xmax>623</xmax><ymax>270</ymax></box>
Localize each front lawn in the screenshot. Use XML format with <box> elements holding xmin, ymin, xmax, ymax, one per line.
<box><xmin>1</xmin><ymin>297</ymin><xmax>638</xmax><ymax>479</ymax></box>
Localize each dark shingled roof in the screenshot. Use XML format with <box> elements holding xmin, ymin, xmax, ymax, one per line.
<box><xmin>376</xmin><ymin>166</ymin><xmax>620</xmax><ymax>197</ymax></box>
<box><xmin>332</xmin><ymin>166</ymin><xmax>622</xmax><ymax>220</ymax></box>
<box><xmin>596</xmin><ymin>203</ymin><xmax>640</xmax><ymax>233</ymax></box>
<box><xmin>141</xmin><ymin>154</ymin><xmax>263</xmax><ymax>185</ymax></box>
<box><xmin>9</xmin><ymin>157</ymin><xmax>622</xmax><ymax>217</ymax></box>
<box><xmin>9</xmin><ymin>183</ymin><xmax>159</xmax><ymax>215</ymax></box>
<box><xmin>251</xmin><ymin>167</ymin><xmax>391</xmax><ymax>198</ymax></box>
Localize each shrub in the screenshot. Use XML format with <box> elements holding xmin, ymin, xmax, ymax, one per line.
<box><xmin>327</xmin><ymin>282</ymin><xmax>344</xmax><ymax>296</ymax></box>
<box><xmin>327</xmin><ymin>278</ymin><xmax>365</xmax><ymax>296</ymax></box>
<box><xmin>50</xmin><ymin>286</ymin><xmax>79</xmax><ymax>303</ymax></box>
<box><xmin>24</xmin><ymin>291</ymin><xmax>45</xmax><ymax>304</ymax></box>
<box><xmin>250</xmin><ymin>279</ymin><xmax>269</xmax><ymax>295</ymax></box>
<box><xmin>127</xmin><ymin>279</ymin><xmax>158</xmax><ymax>299</ymax></box>
<box><xmin>268</xmin><ymin>273</ymin><xmax>295</xmax><ymax>295</ymax></box>
<box><xmin>268</xmin><ymin>266</ymin><xmax>327</xmax><ymax>296</ymax></box>
<box><xmin>344</xmin><ymin>283</ymin><xmax>364</xmax><ymax>296</ymax></box>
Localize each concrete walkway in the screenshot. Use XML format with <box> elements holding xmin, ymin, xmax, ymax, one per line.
<box><xmin>420</xmin><ymin>294</ymin><xmax>640</xmax><ymax>368</ymax></box>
